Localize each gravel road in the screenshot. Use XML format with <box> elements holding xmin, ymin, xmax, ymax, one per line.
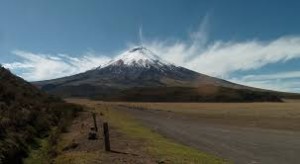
<box><xmin>118</xmin><ymin>106</ymin><xmax>300</xmax><ymax>164</ymax></box>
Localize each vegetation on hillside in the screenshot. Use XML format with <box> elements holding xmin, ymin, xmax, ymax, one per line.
<box><xmin>0</xmin><ymin>67</ymin><xmax>82</xmax><ymax>163</ymax></box>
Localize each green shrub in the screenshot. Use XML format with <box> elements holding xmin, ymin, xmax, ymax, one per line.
<box><xmin>0</xmin><ymin>66</ymin><xmax>83</xmax><ymax>163</ymax></box>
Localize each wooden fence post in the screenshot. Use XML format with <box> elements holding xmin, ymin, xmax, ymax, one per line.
<box><xmin>92</xmin><ymin>113</ymin><xmax>98</xmax><ymax>132</ymax></box>
<box><xmin>103</xmin><ymin>122</ymin><xmax>111</xmax><ymax>151</ymax></box>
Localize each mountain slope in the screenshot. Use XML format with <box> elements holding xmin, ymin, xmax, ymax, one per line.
<box><xmin>0</xmin><ymin>66</ymin><xmax>81</xmax><ymax>163</ymax></box>
<box><xmin>35</xmin><ymin>47</ymin><xmax>286</xmax><ymax>102</ymax></box>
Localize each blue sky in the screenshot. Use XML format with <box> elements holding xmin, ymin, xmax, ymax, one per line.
<box><xmin>1</xmin><ymin>0</ymin><xmax>300</xmax><ymax>93</ymax></box>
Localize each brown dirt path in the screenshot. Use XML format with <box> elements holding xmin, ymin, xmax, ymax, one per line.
<box><xmin>54</xmin><ymin>111</ymin><xmax>156</xmax><ymax>164</ymax></box>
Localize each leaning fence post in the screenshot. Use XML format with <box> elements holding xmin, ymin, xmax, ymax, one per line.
<box><xmin>103</xmin><ymin>122</ymin><xmax>111</xmax><ymax>151</ymax></box>
<box><xmin>92</xmin><ymin>113</ymin><xmax>98</xmax><ymax>132</ymax></box>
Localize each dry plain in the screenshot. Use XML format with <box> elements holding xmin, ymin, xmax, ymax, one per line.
<box><xmin>67</xmin><ymin>99</ymin><xmax>300</xmax><ymax>164</ymax></box>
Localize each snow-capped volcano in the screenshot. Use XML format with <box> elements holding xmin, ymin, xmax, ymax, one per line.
<box><xmin>94</xmin><ymin>46</ymin><xmax>181</xmax><ymax>76</ymax></box>
<box><xmin>36</xmin><ymin>46</ymin><xmax>235</xmax><ymax>89</ymax></box>
<box><xmin>101</xmin><ymin>46</ymin><xmax>172</xmax><ymax>68</ymax></box>
<box><xmin>35</xmin><ymin>46</ymin><xmax>284</xmax><ymax>102</ymax></box>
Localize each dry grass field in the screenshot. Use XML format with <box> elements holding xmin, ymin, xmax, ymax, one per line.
<box><xmin>110</xmin><ymin>100</ymin><xmax>300</xmax><ymax>131</ymax></box>
<box><xmin>65</xmin><ymin>99</ymin><xmax>300</xmax><ymax>164</ymax></box>
<box><xmin>64</xmin><ymin>98</ymin><xmax>228</xmax><ymax>164</ymax></box>
<box><xmin>114</xmin><ymin>100</ymin><xmax>300</xmax><ymax>117</ymax></box>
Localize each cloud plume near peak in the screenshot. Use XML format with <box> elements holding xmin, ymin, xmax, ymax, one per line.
<box><xmin>3</xmin><ymin>23</ymin><xmax>300</xmax><ymax>92</ymax></box>
<box><xmin>148</xmin><ymin>36</ymin><xmax>300</xmax><ymax>77</ymax></box>
<box><xmin>145</xmin><ymin>35</ymin><xmax>300</xmax><ymax>92</ymax></box>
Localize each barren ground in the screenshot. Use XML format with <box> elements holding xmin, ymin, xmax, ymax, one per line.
<box><xmin>54</xmin><ymin>111</ymin><xmax>156</xmax><ymax>164</ymax></box>
<box><xmin>65</xmin><ymin>99</ymin><xmax>300</xmax><ymax>164</ymax></box>
<box><xmin>113</xmin><ymin>101</ymin><xmax>300</xmax><ymax>164</ymax></box>
<box><xmin>60</xmin><ymin>99</ymin><xmax>226</xmax><ymax>164</ymax></box>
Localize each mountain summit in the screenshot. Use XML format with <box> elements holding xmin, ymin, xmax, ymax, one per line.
<box><xmin>100</xmin><ymin>46</ymin><xmax>172</xmax><ymax>68</ymax></box>
<box><xmin>35</xmin><ymin>47</ymin><xmax>283</xmax><ymax>102</ymax></box>
<box><xmin>37</xmin><ymin>46</ymin><xmax>218</xmax><ymax>89</ymax></box>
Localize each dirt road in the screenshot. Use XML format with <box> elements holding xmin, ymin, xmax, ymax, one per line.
<box><xmin>118</xmin><ymin>106</ymin><xmax>300</xmax><ymax>164</ymax></box>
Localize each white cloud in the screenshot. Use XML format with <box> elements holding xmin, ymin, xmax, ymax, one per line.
<box><xmin>3</xmin><ymin>16</ymin><xmax>300</xmax><ymax>92</ymax></box>
<box><xmin>4</xmin><ymin>50</ymin><xmax>111</xmax><ymax>81</ymax></box>
<box><xmin>239</xmin><ymin>71</ymin><xmax>300</xmax><ymax>81</ymax></box>
<box><xmin>228</xmin><ymin>71</ymin><xmax>300</xmax><ymax>93</ymax></box>
<box><xmin>146</xmin><ymin>37</ymin><xmax>300</xmax><ymax>79</ymax></box>
<box><xmin>230</xmin><ymin>77</ymin><xmax>300</xmax><ymax>93</ymax></box>
<box><xmin>137</xmin><ymin>17</ymin><xmax>300</xmax><ymax>92</ymax></box>
<box><xmin>3</xmin><ymin>62</ymin><xmax>33</xmax><ymax>69</ymax></box>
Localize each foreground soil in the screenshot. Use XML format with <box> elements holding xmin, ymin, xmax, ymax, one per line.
<box><xmin>115</xmin><ymin>102</ymin><xmax>300</xmax><ymax>164</ymax></box>
<box><xmin>65</xmin><ymin>99</ymin><xmax>227</xmax><ymax>164</ymax></box>
<box><xmin>54</xmin><ymin>111</ymin><xmax>155</xmax><ymax>164</ymax></box>
<box><xmin>63</xmin><ymin>99</ymin><xmax>300</xmax><ymax>164</ymax></box>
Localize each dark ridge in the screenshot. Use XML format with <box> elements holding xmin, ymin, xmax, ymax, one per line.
<box><xmin>0</xmin><ymin>66</ymin><xmax>82</xmax><ymax>163</ymax></box>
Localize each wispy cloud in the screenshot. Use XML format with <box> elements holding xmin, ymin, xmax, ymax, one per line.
<box><xmin>139</xmin><ymin>25</ymin><xmax>144</xmax><ymax>46</ymax></box>
<box><xmin>229</xmin><ymin>71</ymin><xmax>300</xmax><ymax>93</ymax></box>
<box><xmin>231</xmin><ymin>79</ymin><xmax>300</xmax><ymax>93</ymax></box>
<box><xmin>238</xmin><ymin>71</ymin><xmax>300</xmax><ymax>81</ymax></box>
<box><xmin>3</xmin><ymin>15</ymin><xmax>300</xmax><ymax>92</ymax></box>
<box><xmin>146</xmin><ymin>36</ymin><xmax>300</xmax><ymax>78</ymax></box>
<box><xmin>3</xmin><ymin>50</ymin><xmax>111</xmax><ymax>81</ymax></box>
<box><xmin>139</xmin><ymin>15</ymin><xmax>300</xmax><ymax>92</ymax></box>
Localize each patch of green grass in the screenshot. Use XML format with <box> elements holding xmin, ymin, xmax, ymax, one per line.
<box><xmin>55</xmin><ymin>151</ymin><xmax>103</xmax><ymax>164</ymax></box>
<box><xmin>24</xmin><ymin>138</ymin><xmax>52</xmax><ymax>164</ymax></box>
<box><xmin>99</xmin><ymin>105</ymin><xmax>230</xmax><ymax>164</ymax></box>
<box><xmin>24</xmin><ymin>112</ymin><xmax>78</xmax><ymax>164</ymax></box>
<box><xmin>53</xmin><ymin>130</ymin><xmax>102</xmax><ymax>164</ymax></box>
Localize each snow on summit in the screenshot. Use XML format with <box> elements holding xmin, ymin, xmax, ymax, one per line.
<box><xmin>101</xmin><ymin>46</ymin><xmax>172</xmax><ymax>68</ymax></box>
